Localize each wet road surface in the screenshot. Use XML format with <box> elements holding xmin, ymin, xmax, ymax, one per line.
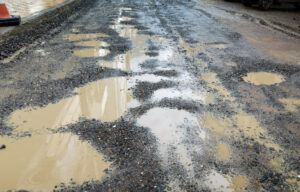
<box><xmin>0</xmin><ymin>0</ymin><xmax>299</xmax><ymax>191</ymax></box>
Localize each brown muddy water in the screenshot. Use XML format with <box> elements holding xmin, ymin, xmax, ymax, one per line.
<box><xmin>0</xmin><ymin>133</ymin><xmax>110</xmax><ymax>191</ymax></box>
<box><xmin>242</xmin><ymin>72</ymin><xmax>285</xmax><ymax>85</ymax></box>
<box><xmin>62</xmin><ymin>34</ymin><xmax>107</xmax><ymax>41</ymax></box>
<box><xmin>74</xmin><ymin>48</ymin><xmax>110</xmax><ymax>58</ymax></box>
<box><xmin>216</xmin><ymin>143</ymin><xmax>230</xmax><ymax>162</ymax></box>
<box><xmin>207</xmin><ymin>43</ymin><xmax>227</xmax><ymax>49</ymax></box>
<box><xmin>75</xmin><ymin>40</ymin><xmax>109</xmax><ymax>47</ymax></box>
<box><xmin>6</xmin><ymin>77</ymin><xmax>134</xmax><ymax>133</ymax></box>
<box><xmin>63</xmin><ymin>34</ymin><xmax>110</xmax><ymax>58</ymax></box>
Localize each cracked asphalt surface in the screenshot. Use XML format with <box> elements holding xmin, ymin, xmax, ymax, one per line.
<box><xmin>0</xmin><ymin>0</ymin><xmax>299</xmax><ymax>191</ymax></box>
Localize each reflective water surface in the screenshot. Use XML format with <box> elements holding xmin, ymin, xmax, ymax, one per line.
<box><xmin>242</xmin><ymin>72</ymin><xmax>285</xmax><ymax>85</ymax></box>
<box><xmin>0</xmin><ymin>133</ymin><xmax>110</xmax><ymax>191</ymax></box>
<box><xmin>6</xmin><ymin>77</ymin><xmax>133</xmax><ymax>133</ymax></box>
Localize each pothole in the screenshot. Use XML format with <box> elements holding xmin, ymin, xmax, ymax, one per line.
<box><xmin>74</xmin><ymin>48</ymin><xmax>110</xmax><ymax>58</ymax></box>
<box><xmin>62</xmin><ymin>33</ymin><xmax>107</xmax><ymax>41</ymax></box>
<box><xmin>137</xmin><ymin>107</ymin><xmax>205</xmax><ymax>174</ymax></box>
<box><xmin>242</xmin><ymin>72</ymin><xmax>285</xmax><ymax>85</ymax></box>
<box><xmin>216</xmin><ymin>143</ymin><xmax>230</xmax><ymax>162</ymax></box>
<box><xmin>207</xmin><ymin>43</ymin><xmax>227</xmax><ymax>49</ymax></box>
<box><xmin>137</xmin><ymin>107</ymin><xmax>196</xmax><ymax>144</ymax></box>
<box><xmin>6</xmin><ymin>77</ymin><xmax>137</xmax><ymax>133</ymax></box>
<box><xmin>75</xmin><ymin>40</ymin><xmax>109</xmax><ymax>47</ymax></box>
<box><xmin>0</xmin><ymin>133</ymin><xmax>110</xmax><ymax>192</ymax></box>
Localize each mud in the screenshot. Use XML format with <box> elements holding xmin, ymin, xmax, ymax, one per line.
<box><xmin>75</xmin><ymin>40</ymin><xmax>109</xmax><ymax>47</ymax></box>
<box><xmin>216</xmin><ymin>143</ymin><xmax>230</xmax><ymax>162</ymax></box>
<box><xmin>74</xmin><ymin>48</ymin><xmax>110</xmax><ymax>58</ymax></box>
<box><xmin>242</xmin><ymin>72</ymin><xmax>286</xmax><ymax>85</ymax></box>
<box><xmin>0</xmin><ymin>0</ymin><xmax>299</xmax><ymax>191</ymax></box>
<box><xmin>0</xmin><ymin>133</ymin><xmax>110</xmax><ymax>192</ymax></box>
<box><xmin>6</xmin><ymin>77</ymin><xmax>133</xmax><ymax>134</ymax></box>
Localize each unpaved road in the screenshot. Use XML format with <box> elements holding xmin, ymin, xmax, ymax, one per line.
<box><xmin>0</xmin><ymin>0</ymin><xmax>299</xmax><ymax>191</ymax></box>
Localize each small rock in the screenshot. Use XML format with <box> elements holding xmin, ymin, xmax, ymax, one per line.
<box><xmin>0</xmin><ymin>144</ymin><xmax>6</xmax><ymax>150</ymax></box>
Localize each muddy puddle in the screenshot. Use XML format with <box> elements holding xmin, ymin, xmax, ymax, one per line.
<box><xmin>137</xmin><ymin>108</ymin><xmax>199</xmax><ymax>144</ymax></box>
<box><xmin>63</xmin><ymin>33</ymin><xmax>107</xmax><ymax>41</ymax></box>
<box><xmin>6</xmin><ymin>77</ymin><xmax>137</xmax><ymax>133</ymax></box>
<box><xmin>242</xmin><ymin>72</ymin><xmax>285</xmax><ymax>85</ymax></box>
<box><xmin>279</xmin><ymin>98</ymin><xmax>300</xmax><ymax>112</ymax></box>
<box><xmin>205</xmin><ymin>171</ymin><xmax>247</xmax><ymax>192</ymax></box>
<box><xmin>63</xmin><ymin>34</ymin><xmax>110</xmax><ymax>58</ymax></box>
<box><xmin>75</xmin><ymin>40</ymin><xmax>109</xmax><ymax>47</ymax></box>
<box><xmin>74</xmin><ymin>48</ymin><xmax>110</xmax><ymax>58</ymax></box>
<box><xmin>137</xmin><ymin>107</ymin><xmax>205</xmax><ymax>176</ymax></box>
<box><xmin>98</xmin><ymin>9</ymin><xmax>176</xmax><ymax>71</ymax></box>
<box><xmin>216</xmin><ymin>143</ymin><xmax>230</xmax><ymax>162</ymax></box>
<box><xmin>207</xmin><ymin>43</ymin><xmax>227</xmax><ymax>49</ymax></box>
<box><xmin>0</xmin><ymin>133</ymin><xmax>110</xmax><ymax>191</ymax></box>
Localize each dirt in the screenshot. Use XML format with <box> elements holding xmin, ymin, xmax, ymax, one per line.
<box><xmin>0</xmin><ymin>0</ymin><xmax>299</xmax><ymax>191</ymax></box>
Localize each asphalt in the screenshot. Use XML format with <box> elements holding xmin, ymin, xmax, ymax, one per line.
<box><xmin>0</xmin><ymin>0</ymin><xmax>299</xmax><ymax>191</ymax></box>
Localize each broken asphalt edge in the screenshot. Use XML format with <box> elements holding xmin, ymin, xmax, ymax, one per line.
<box><xmin>0</xmin><ymin>0</ymin><xmax>95</xmax><ymax>61</ymax></box>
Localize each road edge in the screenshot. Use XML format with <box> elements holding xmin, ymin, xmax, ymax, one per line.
<box><xmin>220</xmin><ymin>8</ymin><xmax>300</xmax><ymax>39</ymax></box>
<box><xmin>0</xmin><ymin>0</ymin><xmax>95</xmax><ymax>60</ymax></box>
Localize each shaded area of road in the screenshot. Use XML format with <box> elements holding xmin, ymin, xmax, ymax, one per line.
<box><xmin>0</xmin><ymin>0</ymin><xmax>299</xmax><ymax>191</ymax></box>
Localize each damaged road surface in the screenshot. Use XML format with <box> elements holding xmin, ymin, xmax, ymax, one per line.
<box><xmin>0</xmin><ymin>0</ymin><xmax>299</xmax><ymax>191</ymax></box>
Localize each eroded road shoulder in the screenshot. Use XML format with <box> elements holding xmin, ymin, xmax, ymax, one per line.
<box><xmin>0</xmin><ymin>0</ymin><xmax>299</xmax><ymax>191</ymax></box>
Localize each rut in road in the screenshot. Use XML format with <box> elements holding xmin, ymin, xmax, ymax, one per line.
<box><xmin>0</xmin><ymin>0</ymin><xmax>299</xmax><ymax>191</ymax></box>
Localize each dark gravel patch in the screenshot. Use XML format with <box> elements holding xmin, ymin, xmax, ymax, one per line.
<box><xmin>145</xmin><ymin>51</ymin><xmax>159</xmax><ymax>57</ymax></box>
<box><xmin>132</xmin><ymin>80</ymin><xmax>176</xmax><ymax>101</ymax></box>
<box><xmin>139</xmin><ymin>59</ymin><xmax>159</xmax><ymax>69</ymax></box>
<box><xmin>157</xmin><ymin>98</ymin><xmax>201</xmax><ymax>113</ymax></box>
<box><xmin>137</xmin><ymin>30</ymin><xmax>156</xmax><ymax>36</ymax></box>
<box><xmin>153</xmin><ymin>70</ymin><xmax>179</xmax><ymax>77</ymax></box>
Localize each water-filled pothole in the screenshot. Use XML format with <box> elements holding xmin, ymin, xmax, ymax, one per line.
<box><xmin>62</xmin><ymin>33</ymin><xmax>107</xmax><ymax>41</ymax></box>
<box><xmin>74</xmin><ymin>48</ymin><xmax>110</xmax><ymax>58</ymax></box>
<box><xmin>0</xmin><ymin>133</ymin><xmax>110</xmax><ymax>192</ymax></box>
<box><xmin>75</xmin><ymin>40</ymin><xmax>109</xmax><ymax>47</ymax></box>
<box><xmin>6</xmin><ymin>77</ymin><xmax>136</xmax><ymax>133</ymax></box>
<box><xmin>242</xmin><ymin>72</ymin><xmax>285</xmax><ymax>85</ymax></box>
